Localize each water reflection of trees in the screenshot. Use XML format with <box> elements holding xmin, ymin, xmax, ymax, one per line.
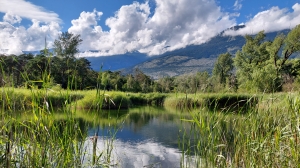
<box><xmin>128</xmin><ymin>112</ymin><xmax>153</xmax><ymax>132</ymax></box>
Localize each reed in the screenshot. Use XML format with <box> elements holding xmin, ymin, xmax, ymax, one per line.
<box><xmin>0</xmin><ymin>57</ymin><xmax>121</xmax><ymax>167</ymax></box>
<box><xmin>180</xmin><ymin>92</ymin><xmax>300</xmax><ymax>167</ymax></box>
<box><xmin>164</xmin><ymin>93</ymin><xmax>257</xmax><ymax>113</ymax></box>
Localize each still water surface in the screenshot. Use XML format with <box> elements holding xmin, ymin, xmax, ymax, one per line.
<box><xmin>84</xmin><ymin>106</ymin><xmax>192</xmax><ymax>167</ymax></box>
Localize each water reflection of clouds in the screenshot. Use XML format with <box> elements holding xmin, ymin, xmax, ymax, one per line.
<box><xmin>83</xmin><ymin>137</ymin><xmax>183</xmax><ymax>168</ymax></box>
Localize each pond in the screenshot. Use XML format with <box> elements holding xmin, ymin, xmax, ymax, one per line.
<box><xmin>83</xmin><ymin>106</ymin><xmax>194</xmax><ymax>168</ymax></box>
<box><xmin>1</xmin><ymin>106</ymin><xmax>199</xmax><ymax>167</ymax></box>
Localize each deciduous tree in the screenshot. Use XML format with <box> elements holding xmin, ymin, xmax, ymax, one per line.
<box><xmin>213</xmin><ymin>52</ymin><xmax>234</xmax><ymax>86</ymax></box>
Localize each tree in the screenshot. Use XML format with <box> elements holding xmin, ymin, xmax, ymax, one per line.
<box><xmin>126</xmin><ymin>74</ymin><xmax>135</xmax><ymax>92</ymax></box>
<box><xmin>53</xmin><ymin>32</ymin><xmax>82</xmax><ymax>89</ymax></box>
<box><xmin>196</xmin><ymin>71</ymin><xmax>210</xmax><ymax>92</ymax></box>
<box><xmin>234</xmin><ymin>31</ymin><xmax>277</xmax><ymax>92</ymax></box>
<box><xmin>74</xmin><ymin>58</ymin><xmax>94</xmax><ymax>89</ymax></box>
<box><xmin>267</xmin><ymin>25</ymin><xmax>300</xmax><ymax>73</ymax></box>
<box><xmin>133</xmin><ymin>68</ymin><xmax>152</xmax><ymax>92</ymax></box>
<box><xmin>234</xmin><ymin>25</ymin><xmax>300</xmax><ymax>92</ymax></box>
<box><xmin>26</xmin><ymin>54</ymin><xmax>50</xmax><ymax>88</ymax></box>
<box><xmin>157</xmin><ymin>76</ymin><xmax>174</xmax><ymax>93</ymax></box>
<box><xmin>101</xmin><ymin>71</ymin><xmax>111</xmax><ymax>90</ymax></box>
<box><xmin>54</xmin><ymin>32</ymin><xmax>82</xmax><ymax>59</ymax></box>
<box><xmin>213</xmin><ymin>52</ymin><xmax>234</xmax><ymax>86</ymax></box>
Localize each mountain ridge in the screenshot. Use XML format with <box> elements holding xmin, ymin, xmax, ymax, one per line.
<box><xmin>120</xmin><ymin>29</ymin><xmax>290</xmax><ymax>79</ymax></box>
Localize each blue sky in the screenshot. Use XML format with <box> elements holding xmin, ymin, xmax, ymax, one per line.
<box><xmin>0</xmin><ymin>0</ymin><xmax>300</xmax><ymax>56</ymax></box>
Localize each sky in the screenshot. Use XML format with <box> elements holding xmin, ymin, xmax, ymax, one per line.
<box><xmin>0</xmin><ymin>0</ymin><xmax>300</xmax><ymax>56</ymax></box>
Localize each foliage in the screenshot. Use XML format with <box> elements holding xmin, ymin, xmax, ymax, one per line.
<box><xmin>172</xmin><ymin>72</ymin><xmax>210</xmax><ymax>93</ymax></box>
<box><xmin>213</xmin><ymin>52</ymin><xmax>234</xmax><ymax>86</ymax></box>
<box><xmin>234</xmin><ymin>25</ymin><xmax>300</xmax><ymax>92</ymax></box>
<box><xmin>54</xmin><ymin>32</ymin><xmax>83</xmax><ymax>59</ymax></box>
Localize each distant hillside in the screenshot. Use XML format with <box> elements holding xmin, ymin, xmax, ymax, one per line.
<box><xmin>21</xmin><ymin>50</ymin><xmax>148</xmax><ymax>72</ymax></box>
<box><xmin>122</xmin><ymin>29</ymin><xmax>290</xmax><ymax>79</ymax></box>
<box><xmin>85</xmin><ymin>51</ymin><xmax>148</xmax><ymax>71</ymax></box>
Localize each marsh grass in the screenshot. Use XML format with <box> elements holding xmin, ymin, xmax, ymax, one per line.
<box><xmin>76</xmin><ymin>90</ymin><xmax>130</xmax><ymax>110</ymax></box>
<box><xmin>164</xmin><ymin>93</ymin><xmax>257</xmax><ymax>113</ymax></box>
<box><xmin>180</xmin><ymin>92</ymin><xmax>300</xmax><ymax>167</ymax></box>
<box><xmin>164</xmin><ymin>95</ymin><xmax>201</xmax><ymax>110</ymax></box>
<box><xmin>0</xmin><ymin>57</ymin><xmax>124</xmax><ymax>167</ymax></box>
<box><xmin>127</xmin><ymin>92</ymin><xmax>166</xmax><ymax>106</ymax></box>
<box><xmin>75</xmin><ymin>91</ymin><xmax>167</xmax><ymax>110</ymax></box>
<box><xmin>0</xmin><ymin>86</ymin><xmax>93</xmax><ymax>167</ymax></box>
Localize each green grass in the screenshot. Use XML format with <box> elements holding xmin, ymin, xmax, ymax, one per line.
<box><xmin>0</xmin><ymin>87</ymin><xmax>119</xmax><ymax>167</ymax></box>
<box><xmin>0</xmin><ymin>87</ymin><xmax>84</xmax><ymax>111</ymax></box>
<box><xmin>0</xmin><ymin>88</ymin><xmax>168</xmax><ymax>110</ymax></box>
<box><xmin>1</xmin><ymin>85</ymin><xmax>299</xmax><ymax>167</ymax></box>
<box><xmin>180</xmin><ymin>92</ymin><xmax>300</xmax><ymax>167</ymax></box>
<box><xmin>75</xmin><ymin>90</ymin><xmax>130</xmax><ymax>110</ymax></box>
<box><xmin>163</xmin><ymin>93</ymin><xmax>257</xmax><ymax>113</ymax></box>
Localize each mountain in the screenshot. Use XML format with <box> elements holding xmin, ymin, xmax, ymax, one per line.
<box><xmin>121</xmin><ymin>35</ymin><xmax>244</xmax><ymax>79</ymax></box>
<box><xmin>22</xmin><ymin>50</ymin><xmax>45</xmax><ymax>55</ymax></box>
<box><xmin>121</xmin><ymin>28</ymin><xmax>290</xmax><ymax>79</ymax></box>
<box><xmin>21</xmin><ymin>49</ymin><xmax>149</xmax><ymax>72</ymax></box>
<box><xmin>85</xmin><ymin>51</ymin><xmax>148</xmax><ymax>71</ymax></box>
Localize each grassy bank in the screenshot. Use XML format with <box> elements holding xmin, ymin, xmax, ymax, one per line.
<box><xmin>164</xmin><ymin>93</ymin><xmax>258</xmax><ymax>113</ymax></box>
<box><xmin>180</xmin><ymin>92</ymin><xmax>300</xmax><ymax>167</ymax></box>
<box><xmin>75</xmin><ymin>90</ymin><xmax>167</xmax><ymax>110</ymax></box>
<box><xmin>1</xmin><ymin>87</ymin><xmax>258</xmax><ymax>112</ymax></box>
<box><xmin>0</xmin><ymin>88</ymin><xmax>168</xmax><ymax>111</ymax></box>
<box><xmin>0</xmin><ymin>87</ymin><xmax>83</xmax><ymax>111</ymax></box>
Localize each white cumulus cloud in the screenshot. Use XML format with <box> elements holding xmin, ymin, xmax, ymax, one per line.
<box><xmin>0</xmin><ymin>19</ymin><xmax>61</xmax><ymax>55</ymax></box>
<box><xmin>69</xmin><ymin>0</ymin><xmax>236</xmax><ymax>56</ymax></box>
<box><xmin>3</xmin><ymin>12</ymin><xmax>22</xmax><ymax>24</ymax></box>
<box><xmin>68</xmin><ymin>9</ymin><xmax>104</xmax><ymax>51</ymax></box>
<box><xmin>0</xmin><ymin>0</ymin><xmax>62</xmax><ymax>55</ymax></box>
<box><xmin>224</xmin><ymin>3</ymin><xmax>300</xmax><ymax>36</ymax></box>
<box><xmin>2</xmin><ymin>0</ymin><xmax>299</xmax><ymax>57</ymax></box>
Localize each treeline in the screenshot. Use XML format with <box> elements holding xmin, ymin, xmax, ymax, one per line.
<box><xmin>1</xmin><ymin>25</ymin><xmax>300</xmax><ymax>93</ymax></box>
<box><xmin>0</xmin><ymin>53</ymin><xmax>97</xmax><ymax>89</ymax></box>
<box><xmin>0</xmin><ymin>52</ymin><xmax>156</xmax><ymax>92</ymax></box>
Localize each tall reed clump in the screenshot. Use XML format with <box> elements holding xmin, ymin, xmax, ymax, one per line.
<box><xmin>76</xmin><ymin>91</ymin><xmax>167</xmax><ymax>110</ymax></box>
<box><xmin>164</xmin><ymin>93</ymin><xmax>257</xmax><ymax>112</ymax></box>
<box><xmin>164</xmin><ymin>94</ymin><xmax>201</xmax><ymax>110</ymax></box>
<box><xmin>180</xmin><ymin>93</ymin><xmax>300</xmax><ymax>167</ymax></box>
<box><xmin>0</xmin><ymin>52</ymin><xmax>118</xmax><ymax>167</ymax></box>
<box><xmin>127</xmin><ymin>92</ymin><xmax>167</xmax><ymax>106</ymax></box>
<box><xmin>0</xmin><ymin>53</ymin><xmax>90</xmax><ymax>167</ymax></box>
<box><xmin>76</xmin><ymin>90</ymin><xmax>130</xmax><ymax>110</ymax></box>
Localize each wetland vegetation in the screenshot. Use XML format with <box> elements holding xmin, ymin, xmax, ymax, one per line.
<box><xmin>1</xmin><ymin>25</ymin><xmax>300</xmax><ymax>167</ymax></box>
<box><xmin>1</xmin><ymin>88</ymin><xmax>299</xmax><ymax>167</ymax></box>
